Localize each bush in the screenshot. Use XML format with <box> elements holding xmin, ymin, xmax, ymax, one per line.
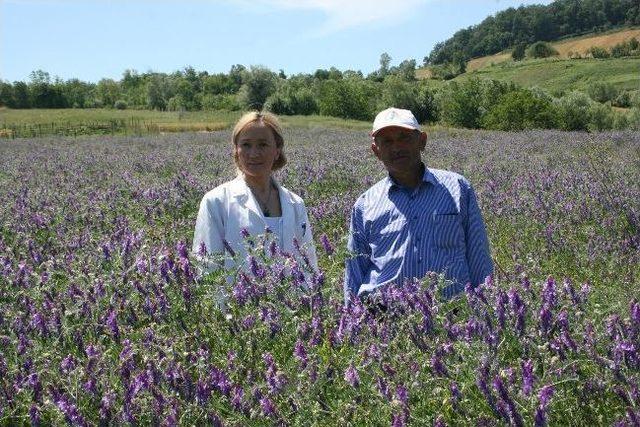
<box><xmin>630</xmin><ymin>107</ymin><xmax>640</xmax><ymax>130</ymax></box>
<box><xmin>612</xmin><ymin>91</ymin><xmax>632</xmax><ymax>108</ymax></box>
<box><xmin>587</xmin><ymin>102</ymin><xmax>615</xmax><ymax>131</ymax></box>
<box><xmin>114</xmin><ymin>100</ymin><xmax>127</xmax><ymax>110</ymax></box>
<box><xmin>512</xmin><ymin>43</ymin><xmax>527</xmax><ymax>61</ymax></box>
<box><xmin>554</xmin><ymin>92</ymin><xmax>593</xmax><ymax>131</ymax></box>
<box><xmin>483</xmin><ymin>89</ymin><xmax>560</xmax><ymax>131</ymax></box>
<box><xmin>237</xmin><ymin>66</ymin><xmax>278</xmax><ymax>110</ymax></box>
<box><xmin>201</xmin><ymin>93</ymin><xmax>240</xmax><ymax>111</ymax></box>
<box><xmin>587</xmin><ymin>82</ymin><xmax>618</xmax><ymax>103</ymax></box>
<box><xmin>440</xmin><ymin>78</ymin><xmax>515</xmax><ymax>129</ymax></box>
<box><xmin>588</xmin><ymin>46</ymin><xmax>610</xmax><ymax>59</ymax></box>
<box><xmin>613</xmin><ymin>112</ymin><xmax>629</xmax><ymax>130</ymax></box>
<box><xmin>317</xmin><ymin>79</ymin><xmax>375</xmax><ymax>121</ymax></box>
<box><xmin>526</xmin><ymin>42</ymin><xmax>559</xmax><ymax>59</ymax></box>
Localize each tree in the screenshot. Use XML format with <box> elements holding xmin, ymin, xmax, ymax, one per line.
<box><xmin>483</xmin><ymin>89</ymin><xmax>559</xmax><ymax>130</ymax></box>
<box><xmin>95</xmin><ymin>79</ymin><xmax>121</xmax><ymax>108</ymax></box>
<box><xmin>527</xmin><ymin>42</ymin><xmax>559</xmax><ymax>59</ymax></box>
<box><xmin>379</xmin><ymin>52</ymin><xmax>392</xmax><ymax>79</ymax></box>
<box><xmin>512</xmin><ymin>43</ymin><xmax>527</xmax><ymax>61</ymax></box>
<box><xmin>12</xmin><ymin>81</ymin><xmax>30</xmax><ymax>108</ymax></box>
<box><xmin>237</xmin><ymin>66</ymin><xmax>278</xmax><ymax>110</ymax></box>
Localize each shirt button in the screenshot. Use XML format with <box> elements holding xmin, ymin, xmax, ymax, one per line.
<box><xmin>416</xmin><ymin>236</ymin><xmax>421</xmax><ymax>242</ymax></box>
<box><xmin>417</xmin><ymin>258</ymin><xmax>422</xmax><ymax>264</ymax></box>
<box><xmin>413</xmin><ymin>215</ymin><xmax>418</xmax><ymax>220</ymax></box>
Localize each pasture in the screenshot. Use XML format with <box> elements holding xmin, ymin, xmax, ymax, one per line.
<box><xmin>0</xmin><ymin>127</ymin><xmax>639</xmax><ymax>425</ymax></box>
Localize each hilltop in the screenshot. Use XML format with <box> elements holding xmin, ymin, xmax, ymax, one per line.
<box><xmin>417</xmin><ymin>27</ymin><xmax>640</xmax><ymax>94</ymax></box>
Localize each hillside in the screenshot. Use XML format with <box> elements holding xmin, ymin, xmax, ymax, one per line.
<box><xmin>417</xmin><ymin>28</ymin><xmax>640</xmax><ymax>93</ymax></box>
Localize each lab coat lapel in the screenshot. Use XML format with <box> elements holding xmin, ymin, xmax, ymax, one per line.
<box><xmin>276</xmin><ymin>181</ymin><xmax>296</xmax><ymax>250</ymax></box>
<box><xmin>229</xmin><ymin>177</ymin><xmax>265</xmax><ymax>229</ymax></box>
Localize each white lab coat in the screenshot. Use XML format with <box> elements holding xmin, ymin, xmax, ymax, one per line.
<box><xmin>192</xmin><ymin>176</ymin><xmax>318</xmax><ymax>276</ymax></box>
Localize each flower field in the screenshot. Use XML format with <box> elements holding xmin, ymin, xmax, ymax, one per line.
<box><xmin>0</xmin><ymin>128</ymin><xmax>639</xmax><ymax>425</ymax></box>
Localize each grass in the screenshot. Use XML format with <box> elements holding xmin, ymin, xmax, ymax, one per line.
<box><xmin>0</xmin><ymin>108</ymin><xmax>378</xmax><ymax>138</ymax></box>
<box><xmin>456</xmin><ymin>56</ymin><xmax>640</xmax><ymax>94</ymax></box>
<box><xmin>416</xmin><ymin>27</ymin><xmax>640</xmax><ymax>93</ymax></box>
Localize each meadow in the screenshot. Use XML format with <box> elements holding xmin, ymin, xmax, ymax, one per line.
<box><xmin>0</xmin><ymin>127</ymin><xmax>639</xmax><ymax>425</ymax></box>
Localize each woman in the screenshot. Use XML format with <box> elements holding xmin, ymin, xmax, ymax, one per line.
<box><xmin>192</xmin><ymin>111</ymin><xmax>318</xmax><ymax>279</ymax></box>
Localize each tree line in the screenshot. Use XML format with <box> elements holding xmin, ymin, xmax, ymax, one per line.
<box><xmin>425</xmin><ymin>0</ymin><xmax>640</xmax><ymax>66</ymax></box>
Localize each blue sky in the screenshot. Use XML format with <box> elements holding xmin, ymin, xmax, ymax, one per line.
<box><xmin>1</xmin><ymin>0</ymin><xmax>554</xmax><ymax>83</ymax></box>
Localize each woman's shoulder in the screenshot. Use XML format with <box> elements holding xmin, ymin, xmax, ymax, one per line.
<box><xmin>277</xmin><ymin>183</ymin><xmax>305</xmax><ymax>206</ymax></box>
<box><xmin>201</xmin><ymin>177</ymin><xmax>244</xmax><ymax>202</ymax></box>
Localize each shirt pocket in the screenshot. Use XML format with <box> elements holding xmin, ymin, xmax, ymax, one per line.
<box><xmin>432</xmin><ymin>213</ymin><xmax>464</xmax><ymax>250</ymax></box>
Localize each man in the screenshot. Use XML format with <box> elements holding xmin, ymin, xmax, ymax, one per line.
<box><xmin>344</xmin><ymin>107</ymin><xmax>493</xmax><ymax>304</ymax></box>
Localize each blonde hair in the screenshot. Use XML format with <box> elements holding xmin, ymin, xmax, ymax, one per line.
<box><xmin>232</xmin><ymin>111</ymin><xmax>287</xmax><ymax>171</ymax></box>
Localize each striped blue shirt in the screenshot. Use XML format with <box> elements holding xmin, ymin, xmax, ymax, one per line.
<box><xmin>345</xmin><ymin>166</ymin><xmax>493</xmax><ymax>303</ymax></box>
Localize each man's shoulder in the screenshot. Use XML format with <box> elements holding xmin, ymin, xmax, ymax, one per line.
<box><xmin>428</xmin><ymin>168</ymin><xmax>468</xmax><ymax>184</ymax></box>
<box><xmin>354</xmin><ymin>177</ymin><xmax>391</xmax><ymax>205</ymax></box>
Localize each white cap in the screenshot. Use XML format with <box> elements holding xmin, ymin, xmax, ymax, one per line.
<box><xmin>372</xmin><ymin>107</ymin><xmax>420</xmax><ymax>136</ymax></box>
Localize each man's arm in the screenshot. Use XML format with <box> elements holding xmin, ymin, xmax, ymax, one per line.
<box><xmin>344</xmin><ymin>203</ymin><xmax>371</xmax><ymax>305</ymax></box>
<box><xmin>464</xmin><ymin>183</ymin><xmax>494</xmax><ymax>287</ymax></box>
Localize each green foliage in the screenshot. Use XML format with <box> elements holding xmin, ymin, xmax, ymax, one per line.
<box><xmin>612</xmin><ymin>90</ymin><xmax>632</xmax><ymax>108</ymax></box>
<box><xmin>589</xmin><ymin>46</ymin><xmax>611</xmax><ymax>59</ymax></box>
<box><xmin>317</xmin><ymin>79</ymin><xmax>375</xmax><ymax>121</ymax></box>
<box><xmin>587</xmin><ymin>102</ymin><xmax>615</xmax><ymax>131</ymax></box>
<box><xmin>610</xmin><ymin>37</ymin><xmax>640</xmax><ymax>57</ymax></box>
<box><xmin>114</xmin><ymin>100</ymin><xmax>127</xmax><ymax>110</ymax></box>
<box><xmin>440</xmin><ymin>78</ymin><xmax>514</xmax><ymax>129</ymax></box>
<box><xmin>512</xmin><ymin>43</ymin><xmax>527</xmax><ymax>61</ymax></box>
<box><xmin>482</xmin><ymin>88</ymin><xmax>560</xmax><ymax>131</ymax></box>
<box><xmin>424</xmin><ymin>0</ymin><xmax>640</xmax><ymax>65</ymax></box>
<box><xmin>96</xmin><ymin>79</ymin><xmax>122</xmax><ymax>110</ymax></box>
<box><xmin>201</xmin><ymin>93</ymin><xmax>240</xmax><ymax>111</ymax></box>
<box><xmin>527</xmin><ymin>42</ymin><xmax>559</xmax><ymax>59</ymax></box>
<box><xmin>237</xmin><ymin>66</ymin><xmax>279</xmax><ymax>111</ymax></box>
<box><xmin>554</xmin><ymin>91</ymin><xmax>593</xmax><ymax>131</ymax></box>
<box><xmin>587</xmin><ymin>81</ymin><xmax>619</xmax><ymax>103</ymax></box>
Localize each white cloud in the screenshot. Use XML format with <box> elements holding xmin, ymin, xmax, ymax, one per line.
<box><xmin>237</xmin><ymin>0</ymin><xmax>431</xmax><ymax>35</ymax></box>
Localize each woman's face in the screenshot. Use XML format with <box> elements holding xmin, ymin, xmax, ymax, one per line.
<box><xmin>235</xmin><ymin>121</ymin><xmax>281</xmax><ymax>180</ymax></box>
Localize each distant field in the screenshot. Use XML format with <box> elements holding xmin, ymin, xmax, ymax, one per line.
<box><xmin>416</xmin><ymin>27</ymin><xmax>640</xmax><ymax>87</ymax></box>
<box><xmin>457</xmin><ymin>56</ymin><xmax>640</xmax><ymax>94</ymax></box>
<box><xmin>0</xmin><ymin>108</ymin><xmax>373</xmax><ymax>138</ymax></box>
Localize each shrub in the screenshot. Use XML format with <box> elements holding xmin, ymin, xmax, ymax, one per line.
<box><xmin>237</xmin><ymin>66</ymin><xmax>278</xmax><ymax>110</ymax></box>
<box><xmin>201</xmin><ymin>93</ymin><xmax>240</xmax><ymax>111</ymax></box>
<box><xmin>511</xmin><ymin>43</ymin><xmax>527</xmax><ymax>61</ymax></box>
<box><xmin>526</xmin><ymin>42</ymin><xmax>559</xmax><ymax>59</ymax></box>
<box><xmin>612</xmin><ymin>91</ymin><xmax>632</xmax><ymax>108</ymax></box>
<box><xmin>554</xmin><ymin>92</ymin><xmax>593</xmax><ymax>131</ymax></box>
<box><xmin>587</xmin><ymin>102</ymin><xmax>615</xmax><ymax>131</ymax></box>
<box><xmin>114</xmin><ymin>100</ymin><xmax>127</xmax><ymax>110</ymax></box>
<box><xmin>588</xmin><ymin>46</ymin><xmax>610</xmax><ymax>59</ymax></box>
<box><xmin>483</xmin><ymin>89</ymin><xmax>560</xmax><ymax>131</ymax></box>
<box><xmin>317</xmin><ymin>79</ymin><xmax>375</xmax><ymax>121</ymax></box>
<box><xmin>613</xmin><ymin>111</ymin><xmax>629</xmax><ymax>130</ymax></box>
<box><xmin>587</xmin><ymin>82</ymin><xmax>618</xmax><ymax>103</ymax></box>
<box><xmin>630</xmin><ymin>107</ymin><xmax>640</xmax><ymax>130</ymax></box>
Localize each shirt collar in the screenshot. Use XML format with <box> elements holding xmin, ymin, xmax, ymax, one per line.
<box><xmin>385</xmin><ymin>163</ymin><xmax>437</xmax><ymax>193</ymax></box>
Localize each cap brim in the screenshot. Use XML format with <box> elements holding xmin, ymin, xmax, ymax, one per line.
<box><xmin>371</xmin><ymin>123</ymin><xmax>420</xmax><ymax>136</ymax></box>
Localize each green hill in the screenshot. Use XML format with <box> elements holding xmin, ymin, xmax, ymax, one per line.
<box><xmin>455</xmin><ymin>56</ymin><xmax>640</xmax><ymax>94</ymax></box>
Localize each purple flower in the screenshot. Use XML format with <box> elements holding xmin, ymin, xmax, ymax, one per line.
<box><xmin>395</xmin><ymin>384</ymin><xmax>408</xmax><ymax>406</ymax></box>
<box><xmin>344</xmin><ymin>364</ymin><xmax>360</xmax><ymax>388</ymax></box>
<box><xmin>260</xmin><ymin>396</ymin><xmax>276</xmax><ymax>417</ymax></box>
<box><xmin>320</xmin><ymin>233</ymin><xmax>334</xmax><ymax>255</ymax></box>
<box><xmin>293</xmin><ymin>340</ymin><xmax>308</xmax><ymax>369</ymax></box>
<box><xmin>521</xmin><ymin>359</ymin><xmax>534</xmax><ymax>396</ymax></box>
<box><xmin>60</xmin><ymin>354</ymin><xmax>76</xmax><ymax>373</ymax></box>
<box><xmin>231</xmin><ymin>385</ymin><xmax>244</xmax><ymax>411</ymax></box>
<box><xmin>377</xmin><ymin>376</ymin><xmax>391</xmax><ymax>400</ymax></box>
<box><xmin>534</xmin><ymin>385</ymin><xmax>555</xmax><ymax>427</ymax></box>
<box><xmin>29</xmin><ymin>404</ymin><xmax>40</xmax><ymax>426</ymax></box>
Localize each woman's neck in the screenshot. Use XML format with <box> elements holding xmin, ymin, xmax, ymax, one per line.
<box><xmin>243</xmin><ymin>174</ymin><xmax>272</xmax><ymax>193</ymax></box>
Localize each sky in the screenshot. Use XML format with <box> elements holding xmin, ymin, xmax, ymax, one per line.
<box><xmin>1</xmin><ymin>0</ymin><xmax>554</xmax><ymax>83</ymax></box>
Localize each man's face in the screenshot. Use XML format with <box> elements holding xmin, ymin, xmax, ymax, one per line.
<box><xmin>371</xmin><ymin>126</ymin><xmax>426</xmax><ymax>175</ymax></box>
